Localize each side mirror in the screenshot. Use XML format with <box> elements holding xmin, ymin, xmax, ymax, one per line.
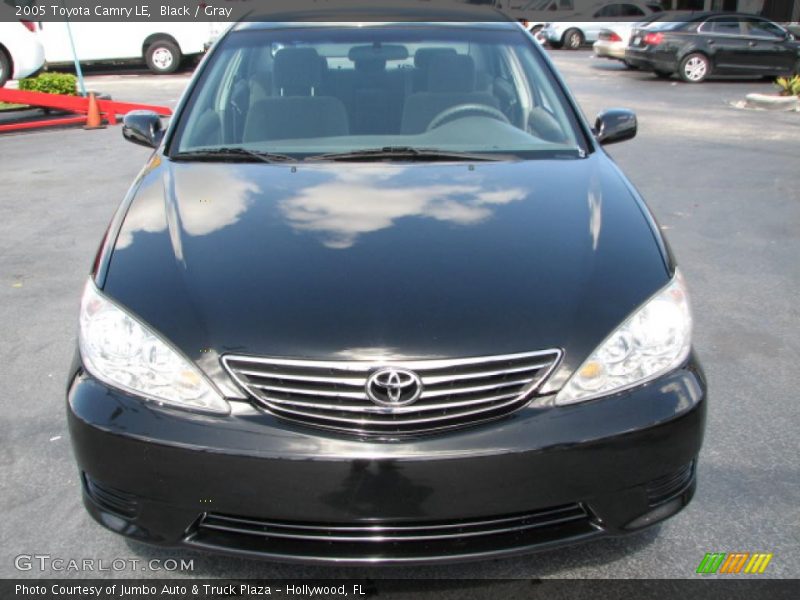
<box><xmin>122</xmin><ymin>111</ymin><xmax>164</xmax><ymax>148</ymax></box>
<box><xmin>594</xmin><ymin>109</ymin><xmax>637</xmax><ymax>145</ymax></box>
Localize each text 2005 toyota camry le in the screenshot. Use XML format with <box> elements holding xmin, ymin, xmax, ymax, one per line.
<box><xmin>67</xmin><ymin>13</ymin><xmax>706</xmax><ymax>564</ymax></box>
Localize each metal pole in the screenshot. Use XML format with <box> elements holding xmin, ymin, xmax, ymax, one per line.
<box><xmin>61</xmin><ymin>0</ymin><xmax>87</xmax><ymax>96</ymax></box>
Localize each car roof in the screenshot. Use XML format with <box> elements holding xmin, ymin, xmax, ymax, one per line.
<box><xmin>233</xmin><ymin>0</ymin><xmax>514</xmax><ymax>29</ymax></box>
<box><xmin>683</xmin><ymin>11</ymin><xmax>776</xmax><ymax>20</ymax></box>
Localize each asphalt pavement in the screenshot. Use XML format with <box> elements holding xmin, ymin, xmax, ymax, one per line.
<box><xmin>1</xmin><ymin>51</ymin><xmax>798</xmax><ymax>580</ymax></box>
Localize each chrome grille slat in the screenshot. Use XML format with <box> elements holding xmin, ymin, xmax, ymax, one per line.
<box><xmin>227</xmin><ymin>350</ymin><xmax>555</xmax><ymax>371</ymax></box>
<box><xmin>195</xmin><ymin>503</ymin><xmax>589</xmax><ymax>544</ymax></box>
<box><xmin>223</xmin><ymin>349</ymin><xmax>561</xmax><ymax>434</ymax></box>
<box><xmin>253</xmin><ymin>390</ymin><xmax>522</xmax><ymax>414</ymax></box>
<box><xmin>257</xmin><ymin>395</ymin><xmax>527</xmax><ymax>426</ymax></box>
<box><xmin>419</xmin><ymin>378</ymin><xmax>534</xmax><ymax>398</ymax></box>
<box><xmin>249</xmin><ymin>383</ymin><xmax>368</xmax><ymax>400</ymax></box>
<box><xmin>206</xmin><ymin>505</ymin><xmax>584</xmax><ymax>532</ymax></box>
<box><xmin>420</xmin><ymin>363</ymin><xmax>549</xmax><ymax>384</ymax></box>
<box><xmin>199</xmin><ymin>513</ymin><xmax>586</xmax><ymax>543</ymax></box>
<box><xmin>235</xmin><ymin>369</ymin><xmax>365</xmax><ymax>386</ymax></box>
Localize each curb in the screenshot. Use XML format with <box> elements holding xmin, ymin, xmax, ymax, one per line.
<box><xmin>744</xmin><ymin>93</ymin><xmax>799</xmax><ymax>111</ymax></box>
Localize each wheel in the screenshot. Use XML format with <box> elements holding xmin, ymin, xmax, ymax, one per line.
<box><xmin>145</xmin><ymin>39</ymin><xmax>181</xmax><ymax>74</ymax></box>
<box><xmin>563</xmin><ymin>29</ymin><xmax>584</xmax><ymax>50</ymax></box>
<box><xmin>678</xmin><ymin>53</ymin><xmax>710</xmax><ymax>83</ymax></box>
<box><xmin>0</xmin><ymin>50</ymin><xmax>10</xmax><ymax>87</ymax></box>
<box><xmin>654</xmin><ymin>69</ymin><xmax>672</xmax><ymax>79</ymax></box>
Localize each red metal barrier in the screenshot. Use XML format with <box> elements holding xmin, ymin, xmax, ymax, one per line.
<box><xmin>0</xmin><ymin>88</ymin><xmax>172</xmax><ymax>132</ymax></box>
<box><xmin>0</xmin><ymin>116</ymin><xmax>87</xmax><ymax>132</ymax></box>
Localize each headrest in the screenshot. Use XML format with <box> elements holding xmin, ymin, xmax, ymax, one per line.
<box><xmin>428</xmin><ymin>54</ymin><xmax>476</xmax><ymax>93</ymax></box>
<box><xmin>414</xmin><ymin>47</ymin><xmax>457</xmax><ymax>70</ymax></box>
<box><xmin>274</xmin><ymin>48</ymin><xmax>322</xmax><ymax>94</ymax></box>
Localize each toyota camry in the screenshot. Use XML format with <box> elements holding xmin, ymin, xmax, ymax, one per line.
<box><xmin>67</xmin><ymin>6</ymin><xmax>706</xmax><ymax>564</ymax></box>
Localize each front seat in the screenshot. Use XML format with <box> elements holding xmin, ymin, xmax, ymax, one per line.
<box><xmin>244</xmin><ymin>48</ymin><xmax>349</xmax><ymax>143</ymax></box>
<box><xmin>400</xmin><ymin>54</ymin><xmax>499</xmax><ymax>134</ymax></box>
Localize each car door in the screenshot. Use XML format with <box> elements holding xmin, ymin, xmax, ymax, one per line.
<box><xmin>698</xmin><ymin>17</ymin><xmax>750</xmax><ymax>74</ymax></box>
<box><xmin>740</xmin><ymin>18</ymin><xmax>797</xmax><ymax>75</ymax></box>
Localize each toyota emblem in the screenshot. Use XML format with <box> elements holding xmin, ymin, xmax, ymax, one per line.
<box><xmin>366</xmin><ymin>368</ymin><xmax>423</xmax><ymax>407</ymax></box>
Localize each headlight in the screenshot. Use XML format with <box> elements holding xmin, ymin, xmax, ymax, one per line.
<box><xmin>555</xmin><ymin>271</ymin><xmax>692</xmax><ymax>406</ymax></box>
<box><xmin>78</xmin><ymin>279</ymin><xmax>229</xmax><ymax>414</ymax></box>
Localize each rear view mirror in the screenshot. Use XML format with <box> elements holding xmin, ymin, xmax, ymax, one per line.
<box><xmin>122</xmin><ymin>111</ymin><xmax>164</xmax><ymax>148</ymax></box>
<box><xmin>594</xmin><ymin>109</ymin><xmax>637</xmax><ymax>145</ymax></box>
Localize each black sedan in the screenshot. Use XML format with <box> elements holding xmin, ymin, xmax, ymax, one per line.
<box><xmin>626</xmin><ymin>13</ymin><xmax>799</xmax><ymax>82</ymax></box>
<box><xmin>67</xmin><ymin>8</ymin><xmax>706</xmax><ymax>564</ymax></box>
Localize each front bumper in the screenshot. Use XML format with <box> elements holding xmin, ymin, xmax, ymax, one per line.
<box><xmin>67</xmin><ymin>356</ymin><xmax>706</xmax><ymax>565</ymax></box>
<box><xmin>542</xmin><ymin>28</ymin><xmax>564</xmax><ymax>44</ymax></box>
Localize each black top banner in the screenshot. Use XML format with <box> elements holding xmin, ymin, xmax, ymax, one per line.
<box><xmin>2</xmin><ymin>0</ymin><xmax>799</xmax><ymax>23</ymax></box>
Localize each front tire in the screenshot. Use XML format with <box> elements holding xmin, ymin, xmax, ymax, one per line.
<box><xmin>0</xmin><ymin>50</ymin><xmax>11</xmax><ymax>87</ymax></box>
<box><xmin>145</xmin><ymin>39</ymin><xmax>181</xmax><ymax>74</ymax></box>
<box><xmin>563</xmin><ymin>29</ymin><xmax>584</xmax><ymax>50</ymax></box>
<box><xmin>679</xmin><ymin>53</ymin><xmax>710</xmax><ymax>83</ymax></box>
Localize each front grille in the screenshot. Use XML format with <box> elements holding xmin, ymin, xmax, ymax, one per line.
<box><xmin>186</xmin><ymin>504</ymin><xmax>595</xmax><ymax>562</ymax></box>
<box><xmin>646</xmin><ymin>461</ymin><xmax>695</xmax><ymax>507</ymax></box>
<box><xmin>222</xmin><ymin>350</ymin><xmax>561</xmax><ymax>435</ymax></box>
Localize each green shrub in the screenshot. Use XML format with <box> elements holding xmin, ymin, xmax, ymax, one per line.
<box><xmin>775</xmin><ymin>75</ymin><xmax>800</xmax><ymax>97</ymax></box>
<box><xmin>18</xmin><ymin>72</ymin><xmax>77</xmax><ymax>96</ymax></box>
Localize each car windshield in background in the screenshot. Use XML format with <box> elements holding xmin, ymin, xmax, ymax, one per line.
<box><xmin>170</xmin><ymin>25</ymin><xmax>585</xmax><ymax>160</ymax></box>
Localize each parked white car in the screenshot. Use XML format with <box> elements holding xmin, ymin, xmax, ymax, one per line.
<box><xmin>505</xmin><ymin>0</ymin><xmax>579</xmax><ymax>33</ymax></box>
<box><xmin>540</xmin><ymin>1</ymin><xmax>663</xmax><ymax>49</ymax></box>
<box><xmin>592</xmin><ymin>13</ymin><xmax>667</xmax><ymax>65</ymax></box>
<box><xmin>32</xmin><ymin>22</ymin><xmax>217</xmax><ymax>74</ymax></box>
<box><xmin>0</xmin><ymin>21</ymin><xmax>45</xmax><ymax>86</ymax></box>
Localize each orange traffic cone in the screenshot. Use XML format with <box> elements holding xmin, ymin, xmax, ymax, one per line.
<box><xmin>83</xmin><ymin>92</ymin><xmax>106</xmax><ymax>130</ymax></box>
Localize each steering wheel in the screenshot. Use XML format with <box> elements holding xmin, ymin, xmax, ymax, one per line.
<box><xmin>426</xmin><ymin>103</ymin><xmax>511</xmax><ymax>132</ymax></box>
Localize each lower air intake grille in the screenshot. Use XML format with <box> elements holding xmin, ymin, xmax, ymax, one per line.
<box><xmin>186</xmin><ymin>504</ymin><xmax>595</xmax><ymax>562</ymax></box>
<box><xmin>222</xmin><ymin>350</ymin><xmax>561</xmax><ymax>435</ymax></box>
<box><xmin>83</xmin><ymin>474</ymin><xmax>138</xmax><ymax>518</ymax></box>
<box><xmin>646</xmin><ymin>461</ymin><xmax>695</xmax><ymax>506</ymax></box>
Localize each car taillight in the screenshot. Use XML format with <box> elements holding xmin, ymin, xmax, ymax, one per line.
<box><xmin>643</xmin><ymin>32</ymin><xmax>664</xmax><ymax>45</ymax></box>
<box><xmin>20</xmin><ymin>20</ymin><xmax>36</xmax><ymax>32</ymax></box>
<box><xmin>601</xmin><ymin>32</ymin><xmax>623</xmax><ymax>42</ymax></box>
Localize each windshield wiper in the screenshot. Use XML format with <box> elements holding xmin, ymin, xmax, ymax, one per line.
<box><xmin>172</xmin><ymin>147</ymin><xmax>296</xmax><ymax>163</ymax></box>
<box><xmin>306</xmin><ymin>146</ymin><xmax>513</xmax><ymax>163</ymax></box>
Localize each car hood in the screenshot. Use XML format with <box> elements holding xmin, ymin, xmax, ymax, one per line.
<box><xmin>103</xmin><ymin>154</ymin><xmax>669</xmax><ymax>390</ymax></box>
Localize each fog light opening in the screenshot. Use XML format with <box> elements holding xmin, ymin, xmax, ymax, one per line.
<box><xmin>623</xmin><ymin>497</ymin><xmax>684</xmax><ymax>531</ymax></box>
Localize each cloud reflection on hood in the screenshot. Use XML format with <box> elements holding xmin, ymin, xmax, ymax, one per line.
<box><xmin>280</xmin><ymin>166</ymin><xmax>527</xmax><ymax>249</ymax></box>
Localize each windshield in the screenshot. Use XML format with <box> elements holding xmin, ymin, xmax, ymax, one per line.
<box><xmin>170</xmin><ymin>25</ymin><xmax>585</xmax><ymax>160</ymax></box>
<box><xmin>523</xmin><ymin>0</ymin><xmax>573</xmax><ymax>10</ymax></box>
